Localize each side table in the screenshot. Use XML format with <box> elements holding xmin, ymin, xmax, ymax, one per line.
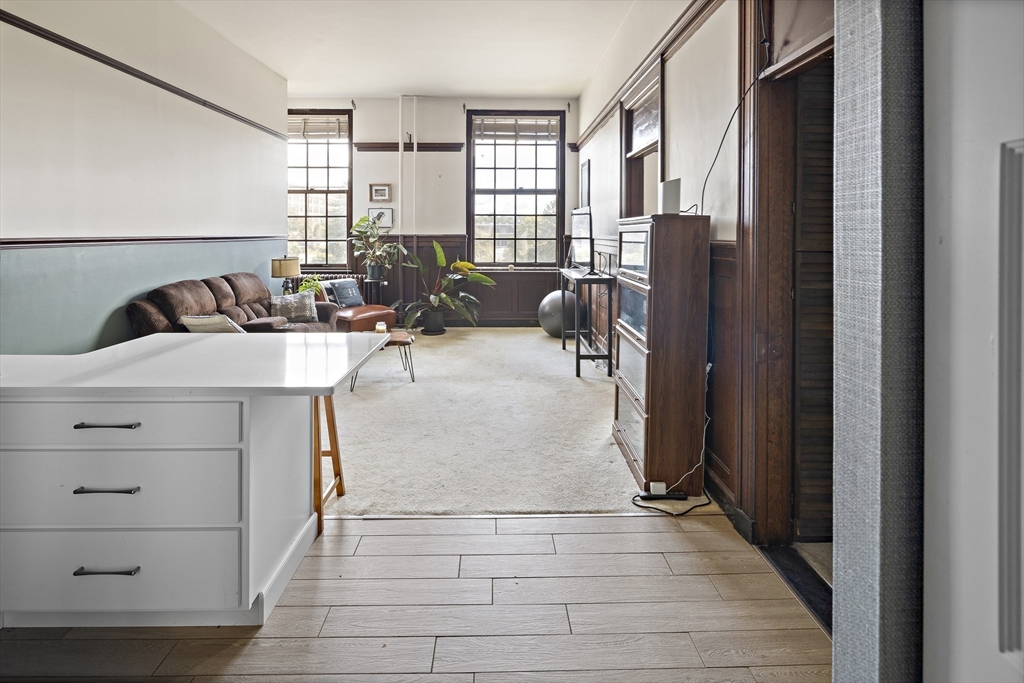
<box><xmin>559</xmin><ymin>267</ymin><xmax>615</xmax><ymax>377</ymax></box>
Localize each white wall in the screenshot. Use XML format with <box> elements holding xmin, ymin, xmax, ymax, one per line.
<box><xmin>664</xmin><ymin>0</ymin><xmax>739</xmax><ymax>240</ymax></box>
<box><xmin>0</xmin><ymin>0</ymin><xmax>287</xmax><ymax>239</ymax></box>
<box><xmin>923</xmin><ymin>1</ymin><xmax>1024</xmax><ymax>680</ymax></box>
<box><xmin>577</xmin><ymin>0</ymin><xmax>691</xmax><ymax>133</ymax></box>
<box><xmin>289</xmin><ymin>96</ymin><xmax>579</xmax><ymax>237</ymax></box>
<box><xmin>577</xmin><ymin>109</ymin><xmax>621</xmax><ymax>242</ymax></box>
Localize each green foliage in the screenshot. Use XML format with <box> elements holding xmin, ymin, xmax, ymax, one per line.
<box><xmin>349</xmin><ymin>214</ymin><xmax>408</xmax><ymax>269</ymax></box>
<box><xmin>298</xmin><ymin>274</ymin><xmax>323</xmax><ymax>295</ymax></box>
<box><xmin>392</xmin><ymin>240</ymin><xmax>496</xmax><ymax>329</ymax></box>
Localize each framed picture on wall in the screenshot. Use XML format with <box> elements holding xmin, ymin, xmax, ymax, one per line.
<box><xmin>369</xmin><ymin>183</ymin><xmax>391</xmax><ymax>202</ymax></box>
<box><xmin>580</xmin><ymin>161</ymin><xmax>590</xmax><ymax>208</ymax></box>
<box><xmin>368</xmin><ymin>207</ymin><xmax>393</xmax><ymax>228</ymax></box>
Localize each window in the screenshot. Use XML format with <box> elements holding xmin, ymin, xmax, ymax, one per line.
<box><xmin>287</xmin><ymin>110</ymin><xmax>352</xmax><ymax>267</ymax></box>
<box><xmin>468</xmin><ymin>112</ymin><xmax>564</xmax><ymax>265</ymax></box>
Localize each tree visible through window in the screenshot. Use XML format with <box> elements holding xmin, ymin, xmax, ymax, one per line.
<box><xmin>468</xmin><ymin>112</ymin><xmax>563</xmax><ymax>265</ymax></box>
<box><xmin>287</xmin><ymin>111</ymin><xmax>352</xmax><ymax>267</ymax></box>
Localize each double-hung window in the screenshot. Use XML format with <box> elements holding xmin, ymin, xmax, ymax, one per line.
<box><xmin>468</xmin><ymin>112</ymin><xmax>564</xmax><ymax>265</ymax></box>
<box><xmin>287</xmin><ymin>110</ymin><xmax>352</xmax><ymax>267</ymax></box>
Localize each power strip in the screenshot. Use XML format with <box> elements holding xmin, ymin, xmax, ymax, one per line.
<box><xmin>636</xmin><ymin>491</ymin><xmax>689</xmax><ymax>501</ymax></box>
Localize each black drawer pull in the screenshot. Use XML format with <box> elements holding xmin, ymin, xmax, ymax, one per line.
<box><xmin>73</xmin><ymin>422</ymin><xmax>141</xmax><ymax>430</ymax></box>
<box><xmin>73</xmin><ymin>566</ymin><xmax>140</xmax><ymax>577</ymax></box>
<box><xmin>73</xmin><ymin>486</ymin><xmax>141</xmax><ymax>495</ymax></box>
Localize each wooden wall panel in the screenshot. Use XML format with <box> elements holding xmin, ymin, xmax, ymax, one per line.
<box><xmin>706</xmin><ymin>241</ymin><xmax>740</xmax><ymax>503</ymax></box>
<box><xmin>792</xmin><ymin>61</ymin><xmax>835</xmax><ymax>541</ymax></box>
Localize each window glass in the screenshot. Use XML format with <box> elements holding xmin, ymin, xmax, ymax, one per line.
<box><xmin>469</xmin><ymin>113</ymin><xmax>562</xmax><ymax>265</ymax></box>
<box><xmin>287</xmin><ymin>112</ymin><xmax>351</xmax><ymax>267</ymax></box>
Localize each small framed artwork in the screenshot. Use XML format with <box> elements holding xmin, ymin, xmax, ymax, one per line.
<box><xmin>580</xmin><ymin>160</ymin><xmax>590</xmax><ymax>208</ymax></box>
<box><xmin>369</xmin><ymin>183</ymin><xmax>391</xmax><ymax>202</ymax></box>
<box><xmin>368</xmin><ymin>207</ymin><xmax>393</xmax><ymax>228</ymax></box>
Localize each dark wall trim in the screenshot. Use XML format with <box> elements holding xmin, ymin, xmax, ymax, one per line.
<box><xmin>0</xmin><ymin>235</ymin><xmax>287</xmax><ymax>250</ymax></box>
<box><xmin>353</xmin><ymin>142</ymin><xmax>464</xmax><ymax>153</ymax></box>
<box><xmin>0</xmin><ymin>9</ymin><xmax>287</xmax><ymax>142</ymax></box>
<box><xmin>575</xmin><ymin>0</ymin><xmax>720</xmax><ymax>150</ymax></box>
<box><xmin>762</xmin><ymin>30</ymin><xmax>834</xmax><ymax>81</ymax></box>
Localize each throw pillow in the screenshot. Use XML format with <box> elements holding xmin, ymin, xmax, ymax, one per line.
<box><xmin>271</xmin><ymin>290</ymin><xmax>318</xmax><ymax>323</ymax></box>
<box><xmin>327</xmin><ymin>279</ymin><xmax>365</xmax><ymax>308</ymax></box>
<box><xmin>180</xmin><ymin>314</ymin><xmax>247</xmax><ymax>333</ymax></box>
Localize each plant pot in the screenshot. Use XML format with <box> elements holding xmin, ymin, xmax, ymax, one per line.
<box><xmin>366</xmin><ymin>264</ymin><xmax>385</xmax><ymax>281</ymax></box>
<box><xmin>421</xmin><ymin>309</ymin><xmax>446</xmax><ymax>336</ymax></box>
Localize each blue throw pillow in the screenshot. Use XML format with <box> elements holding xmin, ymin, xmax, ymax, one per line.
<box><xmin>327</xmin><ymin>279</ymin><xmax>365</xmax><ymax>308</ymax></box>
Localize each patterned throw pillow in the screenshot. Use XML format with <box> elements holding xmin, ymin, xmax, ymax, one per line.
<box><xmin>271</xmin><ymin>290</ymin><xmax>318</xmax><ymax>323</ymax></box>
<box><xmin>179</xmin><ymin>314</ymin><xmax>246</xmax><ymax>333</ymax></box>
<box><xmin>326</xmin><ymin>279</ymin><xmax>365</xmax><ymax>308</ymax></box>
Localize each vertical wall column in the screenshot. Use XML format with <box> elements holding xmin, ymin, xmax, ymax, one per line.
<box><xmin>833</xmin><ymin>0</ymin><xmax>924</xmax><ymax>680</ymax></box>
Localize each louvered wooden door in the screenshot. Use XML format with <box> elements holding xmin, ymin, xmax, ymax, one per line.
<box><xmin>792</xmin><ymin>62</ymin><xmax>834</xmax><ymax>541</ymax></box>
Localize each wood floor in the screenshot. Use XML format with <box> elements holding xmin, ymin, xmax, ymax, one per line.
<box><xmin>0</xmin><ymin>512</ymin><xmax>832</xmax><ymax>682</ymax></box>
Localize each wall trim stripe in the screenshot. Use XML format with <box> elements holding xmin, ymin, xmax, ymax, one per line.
<box><xmin>0</xmin><ymin>9</ymin><xmax>288</xmax><ymax>142</ymax></box>
<box><xmin>0</xmin><ymin>235</ymin><xmax>287</xmax><ymax>250</ymax></box>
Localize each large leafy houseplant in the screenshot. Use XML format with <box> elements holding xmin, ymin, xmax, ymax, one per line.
<box><xmin>349</xmin><ymin>213</ymin><xmax>407</xmax><ymax>278</ymax></box>
<box><xmin>396</xmin><ymin>241</ymin><xmax>495</xmax><ymax>332</ymax></box>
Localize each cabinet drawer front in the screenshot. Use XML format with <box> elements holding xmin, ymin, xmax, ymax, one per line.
<box><xmin>615</xmin><ymin>331</ymin><xmax>648</xmax><ymax>404</ymax></box>
<box><xmin>0</xmin><ymin>529</ymin><xmax>241</xmax><ymax>612</ymax></box>
<box><xmin>615</xmin><ymin>383</ymin><xmax>647</xmax><ymax>468</ymax></box>
<box><xmin>0</xmin><ymin>402</ymin><xmax>242</xmax><ymax>446</ymax></box>
<box><xmin>0</xmin><ymin>450</ymin><xmax>241</xmax><ymax>526</ymax></box>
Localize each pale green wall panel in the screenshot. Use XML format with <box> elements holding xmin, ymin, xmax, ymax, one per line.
<box><xmin>0</xmin><ymin>238</ymin><xmax>286</xmax><ymax>355</ymax></box>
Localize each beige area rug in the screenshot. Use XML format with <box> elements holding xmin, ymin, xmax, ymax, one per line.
<box><xmin>322</xmin><ymin>327</ymin><xmax>646</xmax><ymax>516</ymax></box>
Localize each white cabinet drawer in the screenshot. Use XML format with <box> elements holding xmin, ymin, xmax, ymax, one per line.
<box><xmin>0</xmin><ymin>450</ymin><xmax>241</xmax><ymax>527</ymax></box>
<box><xmin>0</xmin><ymin>529</ymin><xmax>241</xmax><ymax>612</ymax></box>
<box><xmin>0</xmin><ymin>401</ymin><xmax>242</xmax><ymax>446</ymax></box>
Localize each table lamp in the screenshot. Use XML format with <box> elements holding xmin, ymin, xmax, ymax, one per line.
<box><xmin>271</xmin><ymin>256</ymin><xmax>301</xmax><ymax>294</ymax></box>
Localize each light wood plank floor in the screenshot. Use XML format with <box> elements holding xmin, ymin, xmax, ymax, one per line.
<box><xmin>0</xmin><ymin>513</ymin><xmax>831</xmax><ymax>681</ymax></box>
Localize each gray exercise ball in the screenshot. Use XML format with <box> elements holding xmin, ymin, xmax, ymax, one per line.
<box><xmin>538</xmin><ymin>290</ymin><xmax>577</xmax><ymax>338</ymax></box>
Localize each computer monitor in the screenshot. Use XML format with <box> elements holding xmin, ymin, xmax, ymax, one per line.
<box><xmin>570</xmin><ymin>208</ymin><xmax>596</xmax><ymax>274</ymax></box>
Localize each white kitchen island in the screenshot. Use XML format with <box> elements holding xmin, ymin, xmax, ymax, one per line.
<box><xmin>0</xmin><ymin>332</ymin><xmax>388</xmax><ymax>628</ymax></box>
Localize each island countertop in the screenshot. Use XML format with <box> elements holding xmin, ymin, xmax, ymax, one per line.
<box><xmin>0</xmin><ymin>332</ymin><xmax>390</xmax><ymax>397</ymax></box>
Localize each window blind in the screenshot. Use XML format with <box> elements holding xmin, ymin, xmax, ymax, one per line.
<box><xmin>473</xmin><ymin>116</ymin><xmax>560</xmax><ymax>142</ymax></box>
<box><xmin>287</xmin><ymin>116</ymin><xmax>349</xmax><ymax>140</ymax></box>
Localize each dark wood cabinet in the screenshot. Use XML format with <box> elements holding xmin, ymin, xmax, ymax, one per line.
<box><xmin>612</xmin><ymin>214</ymin><xmax>711</xmax><ymax>496</ymax></box>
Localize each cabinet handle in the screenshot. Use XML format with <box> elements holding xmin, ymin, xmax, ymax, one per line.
<box><xmin>73</xmin><ymin>486</ymin><xmax>141</xmax><ymax>495</ymax></box>
<box><xmin>73</xmin><ymin>566</ymin><xmax>140</xmax><ymax>577</ymax></box>
<box><xmin>73</xmin><ymin>422</ymin><xmax>141</xmax><ymax>430</ymax></box>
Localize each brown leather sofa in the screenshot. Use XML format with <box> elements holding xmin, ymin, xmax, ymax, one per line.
<box><xmin>319</xmin><ymin>278</ymin><xmax>397</xmax><ymax>332</ymax></box>
<box><xmin>126</xmin><ymin>272</ymin><xmax>339</xmax><ymax>336</ymax></box>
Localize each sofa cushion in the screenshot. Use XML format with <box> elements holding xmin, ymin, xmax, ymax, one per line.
<box><xmin>303</xmin><ymin>321</ymin><xmax>334</xmax><ymax>333</ymax></box>
<box><xmin>126</xmin><ymin>300</ymin><xmax>175</xmax><ymax>336</ymax></box>
<box><xmin>180</xmin><ymin>314</ymin><xmax>246</xmax><ymax>333</ymax></box>
<box><xmin>271</xmin><ymin>291</ymin><xmax>318</xmax><ymax>323</ymax></box>
<box><xmin>219</xmin><ymin>305</ymin><xmax>249</xmax><ymax>326</ymax></box>
<box><xmin>325</xmin><ymin>279</ymin><xmax>365</xmax><ymax>308</ymax></box>
<box><xmin>148</xmin><ymin>279</ymin><xmax>218</xmax><ymax>332</ymax></box>
<box><xmin>202</xmin><ymin>277</ymin><xmax>236</xmax><ymax>309</ymax></box>
<box><xmin>240</xmin><ymin>316</ymin><xmax>289</xmax><ymax>333</ymax></box>
<box><xmin>223</xmin><ymin>272</ymin><xmax>271</xmax><ymax>306</ymax></box>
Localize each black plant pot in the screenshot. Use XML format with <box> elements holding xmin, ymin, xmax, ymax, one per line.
<box><xmin>366</xmin><ymin>264</ymin><xmax>384</xmax><ymax>280</ymax></box>
<box><xmin>422</xmin><ymin>309</ymin><xmax>446</xmax><ymax>336</ymax></box>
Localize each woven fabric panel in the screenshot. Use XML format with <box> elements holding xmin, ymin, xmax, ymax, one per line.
<box><xmin>833</xmin><ymin>0</ymin><xmax>924</xmax><ymax>680</ymax></box>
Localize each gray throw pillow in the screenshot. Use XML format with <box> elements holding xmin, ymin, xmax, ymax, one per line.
<box><xmin>271</xmin><ymin>290</ymin><xmax>318</xmax><ymax>322</ymax></box>
<box><xmin>180</xmin><ymin>314</ymin><xmax>246</xmax><ymax>333</ymax></box>
<box><xmin>327</xmin><ymin>279</ymin><xmax>365</xmax><ymax>308</ymax></box>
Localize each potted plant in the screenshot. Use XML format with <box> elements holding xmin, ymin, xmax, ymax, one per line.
<box><xmin>298</xmin><ymin>273</ymin><xmax>324</xmax><ymax>298</ymax></box>
<box><xmin>349</xmin><ymin>213</ymin><xmax>407</xmax><ymax>280</ymax></box>
<box><xmin>395</xmin><ymin>240</ymin><xmax>495</xmax><ymax>335</ymax></box>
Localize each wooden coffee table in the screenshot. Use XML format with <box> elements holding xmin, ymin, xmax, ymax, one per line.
<box><xmin>349</xmin><ymin>329</ymin><xmax>415</xmax><ymax>391</ymax></box>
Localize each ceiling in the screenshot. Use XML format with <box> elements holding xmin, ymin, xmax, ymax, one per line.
<box><xmin>176</xmin><ymin>0</ymin><xmax>638</xmax><ymax>99</ymax></box>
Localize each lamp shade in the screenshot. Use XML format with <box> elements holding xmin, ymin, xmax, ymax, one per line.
<box><xmin>271</xmin><ymin>257</ymin><xmax>301</xmax><ymax>278</ymax></box>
